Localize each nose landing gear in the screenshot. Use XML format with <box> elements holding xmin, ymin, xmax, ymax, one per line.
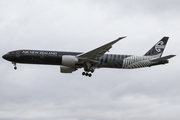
<box><xmin>12</xmin><ymin>62</ymin><xmax>17</xmax><ymax>70</ymax></box>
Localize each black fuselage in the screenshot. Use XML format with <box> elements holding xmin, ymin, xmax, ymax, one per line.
<box><xmin>2</xmin><ymin>50</ymin><xmax>131</xmax><ymax>68</ymax></box>
<box><xmin>3</xmin><ymin>50</ymin><xmax>81</xmax><ymax>65</ymax></box>
<box><xmin>2</xmin><ymin>49</ymin><xmax>169</xmax><ymax>70</ymax></box>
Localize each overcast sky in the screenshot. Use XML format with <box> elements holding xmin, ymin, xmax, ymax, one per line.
<box><xmin>0</xmin><ymin>0</ymin><xmax>180</xmax><ymax>120</ymax></box>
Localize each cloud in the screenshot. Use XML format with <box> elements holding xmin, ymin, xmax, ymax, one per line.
<box><xmin>0</xmin><ymin>0</ymin><xmax>180</xmax><ymax>120</ymax></box>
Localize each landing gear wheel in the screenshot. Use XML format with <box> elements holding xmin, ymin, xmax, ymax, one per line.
<box><xmin>82</xmin><ymin>72</ymin><xmax>85</xmax><ymax>76</ymax></box>
<box><xmin>14</xmin><ymin>66</ymin><xmax>17</xmax><ymax>70</ymax></box>
<box><xmin>90</xmin><ymin>69</ymin><xmax>94</xmax><ymax>73</ymax></box>
<box><xmin>12</xmin><ymin>62</ymin><xmax>17</xmax><ymax>70</ymax></box>
<box><xmin>82</xmin><ymin>72</ymin><xmax>92</xmax><ymax>77</ymax></box>
<box><xmin>88</xmin><ymin>73</ymin><xmax>92</xmax><ymax>77</ymax></box>
<box><xmin>85</xmin><ymin>73</ymin><xmax>89</xmax><ymax>76</ymax></box>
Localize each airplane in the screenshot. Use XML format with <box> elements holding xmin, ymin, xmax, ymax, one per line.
<box><xmin>2</xmin><ymin>36</ymin><xmax>175</xmax><ymax>77</ymax></box>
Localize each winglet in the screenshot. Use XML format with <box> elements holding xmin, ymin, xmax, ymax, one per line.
<box><xmin>109</xmin><ymin>36</ymin><xmax>126</xmax><ymax>44</ymax></box>
<box><xmin>108</xmin><ymin>36</ymin><xmax>126</xmax><ymax>46</ymax></box>
<box><xmin>118</xmin><ymin>36</ymin><xmax>126</xmax><ymax>40</ymax></box>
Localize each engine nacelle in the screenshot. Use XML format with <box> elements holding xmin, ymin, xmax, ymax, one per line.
<box><xmin>60</xmin><ymin>66</ymin><xmax>77</xmax><ymax>73</ymax></box>
<box><xmin>62</xmin><ymin>55</ymin><xmax>78</xmax><ymax>66</ymax></box>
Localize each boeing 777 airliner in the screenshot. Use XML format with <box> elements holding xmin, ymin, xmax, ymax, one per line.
<box><xmin>2</xmin><ymin>37</ymin><xmax>175</xmax><ymax>77</ymax></box>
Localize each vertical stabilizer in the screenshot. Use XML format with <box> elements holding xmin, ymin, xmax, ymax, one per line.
<box><xmin>144</xmin><ymin>37</ymin><xmax>169</xmax><ymax>57</ymax></box>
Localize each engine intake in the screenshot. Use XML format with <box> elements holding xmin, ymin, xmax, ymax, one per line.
<box><xmin>62</xmin><ymin>55</ymin><xmax>78</xmax><ymax>66</ymax></box>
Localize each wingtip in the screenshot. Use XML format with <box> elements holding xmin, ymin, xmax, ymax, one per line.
<box><xmin>118</xmin><ymin>36</ymin><xmax>126</xmax><ymax>40</ymax></box>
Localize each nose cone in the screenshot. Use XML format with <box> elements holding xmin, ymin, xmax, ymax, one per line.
<box><xmin>2</xmin><ymin>54</ymin><xmax>7</xmax><ymax>60</ymax></box>
<box><xmin>2</xmin><ymin>52</ymin><xmax>18</xmax><ymax>62</ymax></box>
<box><xmin>2</xmin><ymin>54</ymin><xmax>11</xmax><ymax>61</ymax></box>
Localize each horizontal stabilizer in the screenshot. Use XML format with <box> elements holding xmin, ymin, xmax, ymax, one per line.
<box><xmin>150</xmin><ymin>55</ymin><xmax>176</xmax><ymax>62</ymax></box>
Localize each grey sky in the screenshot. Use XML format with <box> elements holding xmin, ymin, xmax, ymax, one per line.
<box><xmin>0</xmin><ymin>0</ymin><xmax>180</xmax><ymax>120</ymax></box>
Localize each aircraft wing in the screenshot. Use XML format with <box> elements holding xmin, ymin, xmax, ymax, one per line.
<box><xmin>150</xmin><ymin>55</ymin><xmax>176</xmax><ymax>62</ymax></box>
<box><xmin>77</xmin><ymin>37</ymin><xmax>126</xmax><ymax>61</ymax></box>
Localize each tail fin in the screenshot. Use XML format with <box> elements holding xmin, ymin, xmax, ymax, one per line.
<box><xmin>144</xmin><ymin>37</ymin><xmax>169</xmax><ymax>57</ymax></box>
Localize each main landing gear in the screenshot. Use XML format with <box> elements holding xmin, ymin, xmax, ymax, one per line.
<box><xmin>82</xmin><ymin>62</ymin><xmax>95</xmax><ymax>77</ymax></box>
<box><xmin>82</xmin><ymin>72</ymin><xmax>92</xmax><ymax>77</ymax></box>
<box><xmin>12</xmin><ymin>62</ymin><xmax>17</xmax><ymax>70</ymax></box>
<box><xmin>82</xmin><ymin>69</ymin><xmax>94</xmax><ymax>77</ymax></box>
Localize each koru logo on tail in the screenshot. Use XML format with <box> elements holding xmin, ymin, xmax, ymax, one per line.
<box><xmin>155</xmin><ymin>41</ymin><xmax>165</xmax><ymax>52</ymax></box>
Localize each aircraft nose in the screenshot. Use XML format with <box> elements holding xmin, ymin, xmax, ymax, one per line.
<box><xmin>2</xmin><ymin>52</ymin><xmax>17</xmax><ymax>62</ymax></box>
<box><xmin>2</xmin><ymin>54</ymin><xmax>7</xmax><ymax>60</ymax></box>
<box><xmin>2</xmin><ymin>54</ymin><xmax>10</xmax><ymax>60</ymax></box>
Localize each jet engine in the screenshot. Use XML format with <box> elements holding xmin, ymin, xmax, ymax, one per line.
<box><xmin>62</xmin><ymin>55</ymin><xmax>78</xmax><ymax>66</ymax></box>
<box><xmin>60</xmin><ymin>66</ymin><xmax>77</xmax><ymax>73</ymax></box>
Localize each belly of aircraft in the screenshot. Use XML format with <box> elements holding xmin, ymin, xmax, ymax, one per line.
<box><xmin>15</xmin><ymin>55</ymin><xmax>62</xmax><ymax>65</ymax></box>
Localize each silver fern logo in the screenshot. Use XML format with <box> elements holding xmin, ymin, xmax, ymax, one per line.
<box><xmin>155</xmin><ymin>41</ymin><xmax>165</xmax><ymax>52</ymax></box>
